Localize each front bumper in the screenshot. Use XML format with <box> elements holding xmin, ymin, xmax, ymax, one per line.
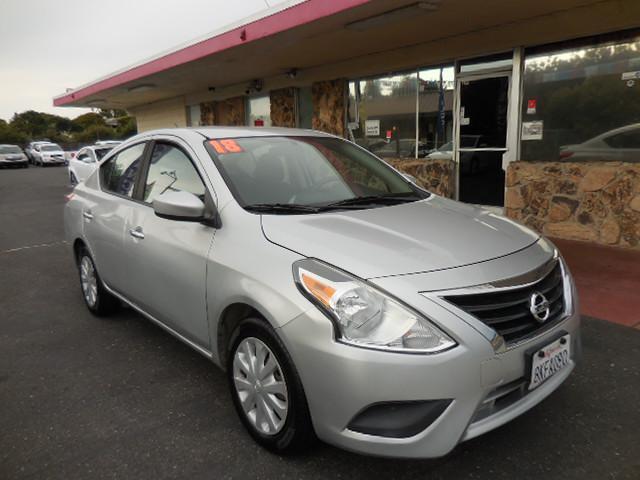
<box><xmin>0</xmin><ymin>159</ymin><xmax>27</xmax><ymax>166</ymax></box>
<box><xmin>42</xmin><ymin>157</ymin><xmax>66</xmax><ymax>164</ymax></box>
<box><xmin>278</xmin><ymin>242</ymin><xmax>581</xmax><ymax>458</ymax></box>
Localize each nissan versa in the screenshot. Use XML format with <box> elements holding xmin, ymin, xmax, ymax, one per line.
<box><xmin>64</xmin><ymin>127</ymin><xmax>581</xmax><ymax>458</ymax></box>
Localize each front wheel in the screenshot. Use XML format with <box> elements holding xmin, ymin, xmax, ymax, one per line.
<box><xmin>227</xmin><ymin>318</ymin><xmax>315</xmax><ymax>454</ymax></box>
<box><xmin>77</xmin><ymin>247</ymin><xmax>118</xmax><ymax>316</ymax></box>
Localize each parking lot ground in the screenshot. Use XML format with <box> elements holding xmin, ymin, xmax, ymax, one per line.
<box><xmin>1</xmin><ymin>167</ymin><xmax>639</xmax><ymax>480</ymax></box>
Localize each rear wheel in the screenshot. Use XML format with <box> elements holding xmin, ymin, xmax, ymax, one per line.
<box><xmin>77</xmin><ymin>247</ymin><xmax>118</xmax><ymax>316</ymax></box>
<box><xmin>227</xmin><ymin>318</ymin><xmax>315</xmax><ymax>454</ymax></box>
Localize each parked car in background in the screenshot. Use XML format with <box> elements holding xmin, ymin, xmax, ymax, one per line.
<box><xmin>68</xmin><ymin>144</ymin><xmax>115</xmax><ymax>185</ymax></box>
<box><xmin>32</xmin><ymin>143</ymin><xmax>66</xmax><ymax>166</ymax></box>
<box><xmin>369</xmin><ymin>138</ymin><xmax>429</xmax><ymax>158</ymax></box>
<box><xmin>559</xmin><ymin>123</ymin><xmax>640</xmax><ymax>162</ymax></box>
<box><xmin>0</xmin><ymin>144</ymin><xmax>28</xmax><ymax>168</ymax></box>
<box><xmin>25</xmin><ymin>141</ymin><xmax>51</xmax><ymax>164</ymax></box>
<box><xmin>65</xmin><ymin>127</ymin><xmax>580</xmax><ymax>458</ymax></box>
<box><xmin>95</xmin><ymin>140</ymin><xmax>122</xmax><ymax>147</ymax></box>
<box><xmin>427</xmin><ymin>140</ymin><xmax>453</xmax><ymax>160</ymax></box>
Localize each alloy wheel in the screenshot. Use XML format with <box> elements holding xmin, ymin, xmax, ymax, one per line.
<box><xmin>79</xmin><ymin>256</ymin><xmax>98</xmax><ymax>307</ymax></box>
<box><xmin>232</xmin><ymin>337</ymin><xmax>289</xmax><ymax>436</ymax></box>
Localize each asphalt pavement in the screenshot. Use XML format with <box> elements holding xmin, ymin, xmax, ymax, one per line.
<box><xmin>1</xmin><ymin>166</ymin><xmax>639</xmax><ymax>479</ymax></box>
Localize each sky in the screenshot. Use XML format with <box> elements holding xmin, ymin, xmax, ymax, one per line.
<box><xmin>0</xmin><ymin>0</ymin><xmax>289</xmax><ymax>121</ymax></box>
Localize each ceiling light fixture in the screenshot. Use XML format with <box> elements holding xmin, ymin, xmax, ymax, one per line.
<box><xmin>345</xmin><ymin>1</ymin><xmax>441</xmax><ymax>32</ymax></box>
<box><xmin>128</xmin><ymin>84</ymin><xmax>156</xmax><ymax>93</ymax></box>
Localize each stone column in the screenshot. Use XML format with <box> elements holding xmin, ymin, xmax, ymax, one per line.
<box><xmin>200</xmin><ymin>96</ymin><xmax>246</xmax><ymax>126</ymax></box>
<box><xmin>312</xmin><ymin>79</ymin><xmax>346</xmax><ymax>137</ymax></box>
<box><xmin>270</xmin><ymin>88</ymin><xmax>296</xmax><ymax>127</ymax></box>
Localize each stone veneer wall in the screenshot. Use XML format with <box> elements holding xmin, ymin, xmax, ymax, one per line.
<box><xmin>200</xmin><ymin>96</ymin><xmax>246</xmax><ymax>126</ymax></box>
<box><xmin>506</xmin><ymin>162</ymin><xmax>640</xmax><ymax>248</ymax></box>
<box><xmin>387</xmin><ymin>159</ymin><xmax>455</xmax><ymax>198</ymax></box>
<box><xmin>270</xmin><ymin>88</ymin><xmax>296</xmax><ymax>127</ymax></box>
<box><xmin>312</xmin><ymin>79</ymin><xmax>346</xmax><ymax>137</ymax></box>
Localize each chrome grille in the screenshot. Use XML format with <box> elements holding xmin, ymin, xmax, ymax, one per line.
<box><xmin>444</xmin><ymin>262</ymin><xmax>565</xmax><ymax>344</ymax></box>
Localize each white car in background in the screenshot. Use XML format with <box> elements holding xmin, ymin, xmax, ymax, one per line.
<box><xmin>95</xmin><ymin>140</ymin><xmax>122</xmax><ymax>147</ymax></box>
<box><xmin>32</xmin><ymin>143</ymin><xmax>67</xmax><ymax>166</ymax></box>
<box><xmin>559</xmin><ymin>123</ymin><xmax>640</xmax><ymax>162</ymax></box>
<box><xmin>25</xmin><ymin>141</ymin><xmax>51</xmax><ymax>164</ymax></box>
<box><xmin>68</xmin><ymin>144</ymin><xmax>115</xmax><ymax>185</ymax></box>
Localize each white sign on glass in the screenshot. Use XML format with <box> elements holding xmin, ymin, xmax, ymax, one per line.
<box><xmin>365</xmin><ymin>119</ymin><xmax>380</xmax><ymax>137</ymax></box>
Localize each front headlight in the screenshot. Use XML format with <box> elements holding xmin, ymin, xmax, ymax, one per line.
<box><xmin>293</xmin><ymin>259</ymin><xmax>456</xmax><ymax>353</ymax></box>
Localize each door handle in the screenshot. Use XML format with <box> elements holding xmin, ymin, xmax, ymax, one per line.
<box><xmin>83</xmin><ymin>211</ymin><xmax>93</xmax><ymax>220</ymax></box>
<box><xmin>129</xmin><ymin>227</ymin><xmax>145</xmax><ymax>240</ymax></box>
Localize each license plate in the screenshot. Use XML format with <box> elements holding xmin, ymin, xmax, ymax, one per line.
<box><xmin>528</xmin><ymin>334</ymin><xmax>571</xmax><ymax>390</ymax></box>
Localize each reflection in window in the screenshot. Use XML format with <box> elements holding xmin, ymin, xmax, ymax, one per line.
<box><xmin>521</xmin><ymin>36</ymin><xmax>640</xmax><ymax>162</ymax></box>
<box><xmin>348</xmin><ymin>72</ymin><xmax>418</xmax><ymax>159</ymax></box>
<box><xmin>419</xmin><ymin>66</ymin><xmax>454</xmax><ymax>156</ymax></box>
<box><xmin>143</xmin><ymin>143</ymin><xmax>205</xmax><ymax>203</ymax></box>
<box><xmin>247</xmin><ymin>95</ymin><xmax>272</xmax><ymax>127</ymax></box>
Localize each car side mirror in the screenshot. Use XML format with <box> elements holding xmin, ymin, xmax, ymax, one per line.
<box><xmin>152</xmin><ymin>191</ymin><xmax>206</xmax><ymax>222</ymax></box>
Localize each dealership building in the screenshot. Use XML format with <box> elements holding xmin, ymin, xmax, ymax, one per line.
<box><xmin>55</xmin><ymin>0</ymin><xmax>640</xmax><ymax>248</ymax></box>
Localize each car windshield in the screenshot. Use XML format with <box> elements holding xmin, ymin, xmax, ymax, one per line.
<box><xmin>0</xmin><ymin>146</ymin><xmax>21</xmax><ymax>154</ymax></box>
<box><xmin>95</xmin><ymin>147</ymin><xmax>113</xmax><ymax>160</ymax></box>
<box><xmin>206</xmin><ymin>136</ymin><xmax>426</xmax><ymax>212</ymax></box>
<box><xmin>41</xmin><ymin>144</ymin><xmax>62</xmax><ymax>152</ymax></box>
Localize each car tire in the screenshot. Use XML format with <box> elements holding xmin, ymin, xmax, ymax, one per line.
<box><xmin>227</xmin><ymin>318</ymin><xmax>315</xmax><ymax>454</ymax></box>
<box><xmin>76</xmin><ymin>247</ymin><xmax>118</xmax><ymax>316</ymax></box>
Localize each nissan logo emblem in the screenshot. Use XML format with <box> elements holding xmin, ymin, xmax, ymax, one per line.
<box><xmin>529</xmin><ymin>292</ymin><xmax>550</xmax><ymax>323</ymax></box>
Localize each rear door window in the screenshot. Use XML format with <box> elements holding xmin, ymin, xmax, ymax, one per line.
<box><xmin>100</xmin><ymin>143</ymin><xmax>146</xmax><ymax>198</ymax></box>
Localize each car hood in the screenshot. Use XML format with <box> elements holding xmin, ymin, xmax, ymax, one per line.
<box><xmin>261</xmin><ymin>196</ymin><xmax>539</xmax><ymax>279</ymax></box>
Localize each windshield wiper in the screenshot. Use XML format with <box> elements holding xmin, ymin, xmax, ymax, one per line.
<box><xmin>323</xmin><ymin>194</ymin><xmax>422</xmax><ymax>209</ymax></box>
<box><xmin>244</xmin><ymin>203</ymin><xmax>324</xmax><ymax>214</ymax></box>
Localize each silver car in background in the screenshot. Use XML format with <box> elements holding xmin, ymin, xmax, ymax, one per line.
<box><xmin>0</xmin><ymin>144</ymin><xmax>28</xmax><ymax>168</ymax></box>
<box><xmin>64</xmin><ymin>127</ymin><xmax>580</xmax><ymax>458</ymax></box>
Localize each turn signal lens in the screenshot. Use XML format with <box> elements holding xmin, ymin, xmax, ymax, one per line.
<box><xmin>300</xmin><ymin>272</ymin><xmax>336</xmax><ymax>307</ymax></box>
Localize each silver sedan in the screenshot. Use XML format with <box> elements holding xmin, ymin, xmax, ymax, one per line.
<box><xmin>64</xmin><ymin>127</ymin><xmax>580</xmax><ymax>457</ymax></box>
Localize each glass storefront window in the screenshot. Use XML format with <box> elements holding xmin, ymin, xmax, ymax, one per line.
<box><xmin>187</xmin><ymin>104</ymin><xmax>201</xmax><ymax>127</ymax></box>
<box><xmin>348</xmin><ymin>72</ymin><xmax>418</xmax><ymax>158</ymax></box>
<box><xmin>247</xmin><ymin>95</ymin><xmax>272</xmax><ymax>127</ymax></box>
<box><xmin>521</xmin><ymin>36</ymin><xmax>640</xmax><ymax>162</ymax></box>
<box><xmin>418</xmin><ymin>66</ymin><xmax>454</xmax><ymax>157</ymax></box>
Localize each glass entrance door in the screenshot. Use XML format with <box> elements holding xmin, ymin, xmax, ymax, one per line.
<box><xmin>455</xmin><ymin>74</ymin><xmax>510</xmax><ymax>206</ymax></box>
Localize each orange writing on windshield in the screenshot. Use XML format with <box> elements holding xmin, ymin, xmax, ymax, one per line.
<box><xmin>209</xmin><ymin>139</ymin><xmax>244</xmax><ymax>154</ymax></box>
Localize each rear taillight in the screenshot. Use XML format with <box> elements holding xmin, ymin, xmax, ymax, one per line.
<box><xmin>559</xmin><ymin>150</ymin><xmax>574</xmax><ymax>160</ymax></box>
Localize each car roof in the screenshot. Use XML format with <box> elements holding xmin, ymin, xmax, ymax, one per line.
<box><xmin>141</xmin><ymin>126</ymin><xmax>336</xmax><ymax>140</ymax></box>
<box><xmin>598</xmin><ymin>123</ymin><xmax>640</xmax><ymax>138</ymax></box>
